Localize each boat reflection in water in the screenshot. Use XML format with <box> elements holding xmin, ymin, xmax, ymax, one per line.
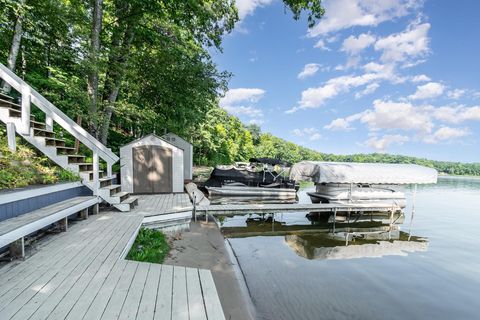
<box><xmin>221</xmin><ymin>210</ymin><xmax>428</xmax><ymax>260</ymax></box>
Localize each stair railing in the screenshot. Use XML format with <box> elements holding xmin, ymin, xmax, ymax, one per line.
<box><xmin>0</xmin><ymin>62</ymin><xmax>119</xmax><ymax>195</ymax></box>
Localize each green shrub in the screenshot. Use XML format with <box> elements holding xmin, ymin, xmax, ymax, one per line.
<box><xmin>126</xmin><ymin>228</ymin><xmax>170</xmax><ymax>264</ymax></box>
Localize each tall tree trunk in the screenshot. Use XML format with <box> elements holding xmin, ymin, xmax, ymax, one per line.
<box><xmin>2</xmin><ymin>0</ymin><xmax>26</xmax><ymax>93</ymax></box>
<box><xmin>87</xmin><ymin>0</ymin><xmax>103</xmax><ymax>138</ymax></box>
<box><xmin>98</xmin><ymin>22</ymin><xmax>135</xmax><ymax>145</ymax></box>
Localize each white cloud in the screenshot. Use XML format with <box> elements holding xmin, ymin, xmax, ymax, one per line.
<box><xmin>236</xmin><ymin>0</ymin><xmax>273</xmax><ymax>20</ymax></box>
<box><xmin>220</xmin><ymin>88</ymin><xmax>265</xmax><ymax>106</ymax></box>
<box><xmin>248</xmin><ymin>119</ymin><xmax>264</xmax><ymax>125</ymax></box>
<box><xmin>409</xmin><ymin>82</ymin><xmax>445</xmax><ymax>100</ymax></box>
<box><xmin>359</xmin><ymin>99</ymin><xmax>433</xmax><ymax>133</ymax></box>
<box><xmin>288</xmin><ymin>67</ymin><xmax>397</xmax><ymax>112</ymax></box>
<box><xmin>308</xmin><ymin>0</ymin><xmax>419</xmax><ymax>37</ymax></box>
<box><xmin>314</xmin><ymin>39</ymin><xmax>331</xmax><ymax>51</ymax></box>
<box><xmin>298</xmin><ymin>63</ymin><xmax>321</xmax><ymax>79</ymax></box>
<box><xmin>324</xmin><ymin>114</ymin><xmax>361</xmax><ymax>131</ymax></box>
<box><xmin>374</xmin><ymin>22</ymin><xmax>430</xmax><ymax>65</ymax></box>
<box><xmin>355</xmin><ymin>82</ymin><xmax>380</xmax><ymax>99</ymax></box>
<box><xmin>341</xmin><ymin>33</ymin><xmax>376</xmax><ymax>55</ymax></box>
<box><xmin>423</xmin><ymin>126</ymin><xmax>470</xmax><ymax>143</ymax></box>
<box><xmin>411</xmin><ymin>74</ymin><xmax>431</xmax><ymax>83</ymax></box>
<box><xmin>447</xmin><ymin>89</ymin><xmax>466</xmax><ymax>99</ymax></box>
<box><xmin>222</xmin><ymin>105</ymin><xmax>263</xmax><ymax>118</ymax></box>
<box><xmin>365</xmin><ymin>134</ymin><xmax>409</xmax><ymax>151</ymax></box>
<box><xmin>432</xmin><ymin>105</ymin><xmax>480</xmax><ymax>123</ymax></box>
<box><xmin>292</xmin><ymin>127</ymin><xmax>322</xmax><ymax>141</ymax></box>
<box><xmin>335</xmin><ymin>56</ymin><xmax>361</xmax><ymax>71</ymax></box>
<box><xmin>220</xmin><ymin>88</ymin><xmax>265</xmax><ymax>119</ymax></box>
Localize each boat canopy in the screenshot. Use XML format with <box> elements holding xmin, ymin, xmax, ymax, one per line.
<box><xmin>289</xmin><ymin>161</ymin><xmax>438</xmax><ymax>185</ymax></box>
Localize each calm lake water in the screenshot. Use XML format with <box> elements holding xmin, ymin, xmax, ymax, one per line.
<box><xmin>219</xmin><ymin>177</ymin><xmax>480</xmax><ymax>320</ymax></box>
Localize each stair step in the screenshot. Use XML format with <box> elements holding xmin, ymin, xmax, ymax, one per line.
<box><xmin>30</xmin><ymin>120</ymin><xmax>46</xmax><ymax>130</ymax></box>
<box><xmin>77</xmin><ymin>163</ymin><xmax>94</xmax><ymax>171</ymax></box>
<box><xmin>7</xmin><ymin>108</ymin><xmax>36</xmax><ymax>120</ymax></box>
<box><xmin>101</xmin><ymin>184</ymin><xmax>121</xmax><ymax>196</ymax></box>
<box><xmin>81</xmin><ymin>171</ymin><xmax>105</xmax><ymax>180</ymax></box>
<box><xmin>0</xmin><ymin>98</ymin><xmax>20</xmax><ymax>108</ymax></box>
<box><xmin>101</xmin><ymin>184</ymin><xmax>121</xmax><ymax>190</ymax></box>
<box><xmin>33</xmin><ymin>128</ymin><xmax>55</xmax><ymax>138</ymax></box>
<box><xmin>99</xmin><ymin>177</ymin><xmax>114</xmax><ymax>188</ymax></box>
<box><xmin>45</xmin><ymin>137</ymin><xmax>66</xmax><ymax>147</ymax></box>
<box><xmin>113</xmin><ymin>196</ymin><xmax>139</xmax><ymax>212</ymax></box>
<box><xmin>67</xmin><ymin>154</ymin><xmax>86</xmax><ymax>163</ymax></box>
<box><xmin>56</xmin><ymin>146</ymin><xmax>76</xmax><ymax>155</ymax></box>
<box><xmin>111</xmin><ymin>191</ymin><xmax>130</xmax><ymax>202</ymax></box>
<box><xmin>121</xmin><ymin>196</ymin><xmax>139</xmax><ymax>205</ymax></box>
<box><xmin>0</xmin><ymin>92</ymin><xmax>14</xmax><ymax>101</ymax></box>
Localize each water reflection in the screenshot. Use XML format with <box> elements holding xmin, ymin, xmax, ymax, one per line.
<box><xmin>220</xmin><ymin>210</ymin><xmax>428</xmax><ymax>261</ymax></box>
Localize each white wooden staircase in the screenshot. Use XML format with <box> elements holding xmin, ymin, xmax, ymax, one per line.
<box><xmin>0</xmin><ymin>63</ymin><xmax>138</xmax><ymax>212</ymax></box>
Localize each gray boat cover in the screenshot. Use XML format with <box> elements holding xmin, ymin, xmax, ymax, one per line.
<box><xmin>289</xmin><ymin>161</ymin><xmax>437</xmax><ymax>184</ymax></box>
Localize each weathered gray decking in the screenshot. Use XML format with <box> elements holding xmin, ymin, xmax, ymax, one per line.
<box><xmin>0</xmin><ymin>205</ymin><xmax>224</xmax><ymax>319</ymax></box>
<box><xmin>132</xmin><ymin>194</ymin><xmax>193</xmax><ymax>216</ymax></box>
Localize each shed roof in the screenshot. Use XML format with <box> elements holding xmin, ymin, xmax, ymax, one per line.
<box><xmin>162</xmin><ymin>132</ymin><xmax>192</xmax><ymax>146</ymax></box>
<box><xmin>120</xmin><ymin>133</ymin><xmax>182</xmax><ymax>150</ymax></box>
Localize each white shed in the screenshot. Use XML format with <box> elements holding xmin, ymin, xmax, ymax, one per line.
<box><xmin>120</xmin><ymin>134</ymin><xmax>184</xmax><ymax>193</ymax></box>
<box><xmin>162</xmin><ymin>132</ymin><xmax>193</xmax><ymax>181</ymax></box>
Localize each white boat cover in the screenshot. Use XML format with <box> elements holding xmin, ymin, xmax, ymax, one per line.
<box><xmin>289</xmin><ymin>161</ymin><xmax>438</xmax><ymax>184</ymax></box>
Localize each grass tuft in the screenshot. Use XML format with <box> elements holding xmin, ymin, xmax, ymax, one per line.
<box><xmin>126</xmin><ymin>228</ymin><xmax>170</xmax><ymax>264</ymax></box>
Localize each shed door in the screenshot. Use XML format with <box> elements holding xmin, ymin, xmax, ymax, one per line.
<box><xmin>133</xmin><ymin>146</ymin><xmax>173</xmax><ymax>193</ymax></box>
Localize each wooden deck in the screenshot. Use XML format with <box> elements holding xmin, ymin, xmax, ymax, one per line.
<box><xmin>132</xmin><ymin>194</ymin><xmax>193</xmax><ymax>217</ymax></box>
<box><xmin>0</xmin><ymin>212</ymin><xmax>224</xmax><ymax>320</ymax></box>
<box><xmin>197</xmin><ymin>202</ymin><xmax>400</xmax><ymax>215</ymax></box>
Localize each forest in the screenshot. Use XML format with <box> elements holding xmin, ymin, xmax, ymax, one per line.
<box><xmin>1</xmin><ymin>0</ymin><xmax>478</xmax><ymax>177</ymax></box>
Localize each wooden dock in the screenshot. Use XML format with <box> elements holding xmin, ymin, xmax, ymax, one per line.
<box><xmin>196</xmin><ymin>202</ymin><xmax>400</xmax><ymax>215</ymax></box>
<box><xmin>0</xmin><ymin>211</ymin><xmax>224</xmax><ymax>319</ymax></box>
<box><xmin>133</xmin><ymin>194</ymin><xmax>193</xmax><ymax>216</ymax></box>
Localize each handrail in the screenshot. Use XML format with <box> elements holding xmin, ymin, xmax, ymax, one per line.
<box><xmin>0</xmin><ymin>62</ymin><xmax>119</xmax><ymax>164</ymax></box>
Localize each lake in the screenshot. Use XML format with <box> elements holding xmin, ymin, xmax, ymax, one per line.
<box><xmin>219</xmin><ymin>177</ymin><xmax>480</xmax><ymax>320</ymax></box>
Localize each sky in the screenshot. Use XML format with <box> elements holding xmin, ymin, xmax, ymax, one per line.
<box><xmin>212</xmin><ymin>0</ymin><xmax>480</xmax><ymax>163</ymax></box>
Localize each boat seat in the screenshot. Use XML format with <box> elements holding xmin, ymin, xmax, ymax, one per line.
<box><xmin>0</xmin><ymin>196</ymin><xmax>98</xmax><ymax>259</ymax></box>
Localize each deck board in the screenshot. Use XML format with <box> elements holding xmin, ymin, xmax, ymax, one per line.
<box><xmin>133</xmin><ymin>194</ymin><xmax>193</xmax><ymax>216</ymax></box>
<box><xmin>136</xmin><ymin>263</ymin><xmax>161</xmax><ymax>320</ymax></box>
<box><xmin>172</xmin><ymin>266</ymin><xmax>189</xmax><ymax>320</ymax></box>
<box><xmin>0</xmin><ymin>195</ymin><xmax>225</xmax><ymax>320</ymax></box>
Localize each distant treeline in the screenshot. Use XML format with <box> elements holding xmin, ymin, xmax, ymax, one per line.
<box><xmin>191</xmin><ymin>108</ymin><xmax>480</xmax><ymax>176</ymax></box>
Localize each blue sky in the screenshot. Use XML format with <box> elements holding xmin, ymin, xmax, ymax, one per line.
<box><xmin>212</xmin><ymin>0</ymin><xmax>480</xmax><ymax>163</ymax></box>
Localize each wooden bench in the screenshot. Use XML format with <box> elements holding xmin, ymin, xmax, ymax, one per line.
<box><xmin>0</xmin><ymin>196</ymin><xmax>99</xmax><ymax>258</ymax></box>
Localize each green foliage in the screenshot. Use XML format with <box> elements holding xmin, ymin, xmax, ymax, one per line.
<box><xmin>126</xmin><ymin>228</ymin><xmax>170</xmax><ymax>264</ymax></box>
<box><xmin>0</xmin><ymin>129</ymin><xmax>80</xmax><ymax>189</ymax></box>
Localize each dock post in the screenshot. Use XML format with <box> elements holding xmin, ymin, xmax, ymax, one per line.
<box><xmin>59</xmin><ymin>217</ymin><xmax>68</xmax><ymax>231</ymax></box>
<box><xmin>92</xmin><ymin>203</ymin><xmax>99</xmax><ymax>215</ymax></box>
<box><xmin>80</xmin><ymin>208</ymin><xmax>88</xmax><ymax>220</ymax></box>
<box><xmin>408</xmin><ymin>184</ymin><xmax>418</xmax><ymax>241</ymax></box>
<box><xmin>10</xmin><ymin>237</ymin><xmax>25</xmax><ymax>259</ymax></box>
<box><xmin>333</xmin><ymin>208</ymin><xmax>337</xmax><ymax>233</ymax></box>
<box><xmin>193</xmin><ymin>194</ymin><xmax>197</xmax><ymax>222</ymax></box>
